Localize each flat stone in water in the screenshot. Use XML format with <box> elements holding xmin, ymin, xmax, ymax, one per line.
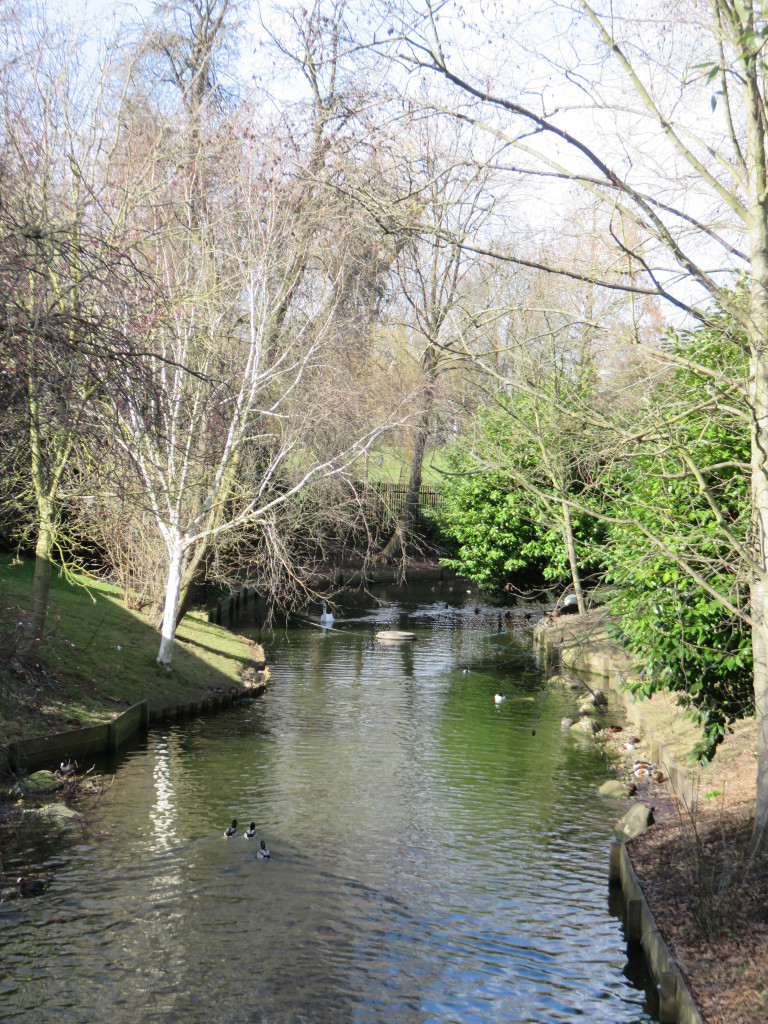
<box><xmin>38</xmin><ymin>803</ymin><xmax>82</xmax><ymax>827</ymax></box>
<box><xmin>599</xmin><ymin>779</ymin><xmax>632</xmax><ymax>799</ymax></box>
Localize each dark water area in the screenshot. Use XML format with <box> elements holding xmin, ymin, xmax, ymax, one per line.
<box><xmin>0</xmin><ymin>583</ymin><xmax>658</xmax><ymax>1023</ymax></box>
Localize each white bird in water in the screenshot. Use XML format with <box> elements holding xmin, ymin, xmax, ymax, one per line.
<box><xmin>320</xmin><ymin>600</ymin><xmax>334</xmax><ymax>627</ymax></box>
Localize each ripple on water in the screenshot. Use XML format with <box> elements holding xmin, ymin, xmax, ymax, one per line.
<box><xmin>0</xmin><ymin>589</ymin><xmax>657</xmax><ymax>1024</ymax></box>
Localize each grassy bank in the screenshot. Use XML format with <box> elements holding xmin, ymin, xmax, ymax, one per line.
<box><xmin>0</xmin><ymin>556</ymin><xmax>264</xmax><ymax>752</ymax></box>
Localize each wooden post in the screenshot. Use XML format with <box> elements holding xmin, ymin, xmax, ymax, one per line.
<box><xmin>658</xmin><ymin>971</ymin><xmax>677</xmax><ymax>1023</ymax></box>
<box><xmin>609</xmin><ymin>841</ymin><xmax>622</xmax><ymax>883</ymax></box>
<box><xmin>626</xmin><ymin>898</ymin><xmax>642</xmax><ymax>944</ymax></box>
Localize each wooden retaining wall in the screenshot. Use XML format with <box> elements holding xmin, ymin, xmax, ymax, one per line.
<box><xmin>534</xmin><ymin>621</ymin><xmax>702</xmax><ymax>1022</ymax></box>
<box><xmin>5</xmin><ymin>681</ymin><xmax>268</xmax><ymax>777</ymax></box>
<box><xmin>610</xmin><ymin>842</ymin><xmax>704</xmax><ymax>1024</ymax></box>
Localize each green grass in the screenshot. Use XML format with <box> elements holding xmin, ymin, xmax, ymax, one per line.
<box><xmin>0</xmin><ymin>556</ymin><xmax>261</xmax><ymax>749</ymax></box>
<box><xmin>364</xmin><ymin>446</ymin><xmax>451</xmax><ymax>485</ymax></box>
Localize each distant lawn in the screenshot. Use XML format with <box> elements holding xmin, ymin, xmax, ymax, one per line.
<box><xmin>364</xmin><ymin>447</ymin><xmax>450</xmax><ymax>486</ymax></box>
<box><xmin>0</xmin><ymin>557</ymin><xmax>261</xmax><ymax>748</ymax></box>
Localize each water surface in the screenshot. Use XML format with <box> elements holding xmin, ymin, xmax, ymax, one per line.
<box><xmin>0</xmin><ymin>585</ymin><xmax>657</xmax><ymax>1023</ymax></box>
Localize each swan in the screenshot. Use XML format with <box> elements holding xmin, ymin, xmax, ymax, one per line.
<box><xmin>320</xmin><ymin>600</ymin><xmax>334</xmax><ymax>627</ymax></box>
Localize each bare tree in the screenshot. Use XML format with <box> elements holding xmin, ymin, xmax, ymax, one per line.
<box><xmin>101</xmin><ymin>82</ymin><xmax>404</xmax><ymax>665</ymax></box>
<box><xmin>351</xmin><ymin>114</ymin><xmax>501</xmax><ymax>562</ymax></box>
<box><xmin>0</xmin><ymin>8</ymin><xmax>148</xmax><ymax>652</ymax></box>
<box><xmin>389</xmin><ymin>0</ymin><xmax>768</xmax><ymax>854</ymax></box>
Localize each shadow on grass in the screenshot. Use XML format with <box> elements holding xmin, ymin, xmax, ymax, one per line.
<box><xmin>0</xmin><ymin>556</ymin><xmax>262</xmax><ymax>748</ymax></box>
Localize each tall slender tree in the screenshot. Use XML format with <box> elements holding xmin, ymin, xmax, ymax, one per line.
<box><xmin>393</xmin><ymin>0</ymin><xmax>768</xmax><ymax>854</ymax></box>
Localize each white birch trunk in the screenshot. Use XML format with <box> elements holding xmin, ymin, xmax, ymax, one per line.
<box><xmin>749</xmin><ymin>330</ymin><xmax>768</xmax><ymax>856</ymax></box>
<box><xmin>157</xmin><ymin>539</ymin><xmax>184</xmax><ymax>668</ymax></box>
<box><xmin>746</xmin><ymin>64</ymin><xmax>768</xmax><ymax>855</ymax></box>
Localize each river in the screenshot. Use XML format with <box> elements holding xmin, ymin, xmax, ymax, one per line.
<box><xmin>0</xmin><ymin>582</ymin><xmax>658</xmax><ymax>1023</ymax></box>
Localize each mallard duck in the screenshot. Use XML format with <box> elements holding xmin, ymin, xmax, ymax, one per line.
<box><xmin>256</xmin><ymin>840</ymin><xmax>270</xmax><ymax>859</ymax></box>
<box><xmin>224</xmin><ymin>819</ymin><xmax>238</xmax><ymax>838</ymax></box>
<box><xmin>494</xmin><ymin>693</ymin><xmax>506</xmax><ymax>704</ymax></box>
<box><xmin>243</xmin><ymin>822</ymin><xmax>257</xmax><ymax>839</ymax></box>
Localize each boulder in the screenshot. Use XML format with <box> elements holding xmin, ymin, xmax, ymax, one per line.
<box><xmin>570</xmin><ymin>716</ymin><xmax>601</xmax><ymax>735</ymax></box>
<box><xmin>580</xmin><ymin>690</ymin><xmax>607</xmax><ymax>709</ymax></box>
<box><xmin>548</xmin><ymin>674</ymin><xmax>581</xmax><ymax>689</ymax></box>
<box><xmin>599</xmin><ymin>779</ymin><xmax>632</xmax><ymax>799</ymax></box>
<box><xmin>22</xmin><ymin>771</ymin><xmax>61</xmax><ymax>795</ymax></box>
<box><xmin>38</xmin><ymin>803</ymin><xmax>82</xmax><ymax>827</ymax></box>
<box><xmin>555</xmin><ymin>594</ymin><xmax>580</xmax><ymax>615</ymax></box>
<box><xmin>615</xmin><ymin>802</ymin><xmax>655</xmax><ymax>841</ymax></box>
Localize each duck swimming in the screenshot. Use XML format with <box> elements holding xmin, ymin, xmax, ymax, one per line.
<box><xmin>256</xmin><ymin>840</ymin><xmax>271</xmax><ymax>859</ymax></box>
<box><xmin>17</xmin><ymin>876</ymin><xmax>47</xmax><ymax>898</ymax></box>
<box><xmin>224</xmin><ymin>819</ymin><xmax>238</xmax><ymax>838</ymax></box>
<box><xmin>244</xmin><ymin>822</ymin><xmax>257</xmax><ymax>839</ymax></box>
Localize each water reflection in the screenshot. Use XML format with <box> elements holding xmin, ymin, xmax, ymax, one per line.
<box><xmin>150</xmin><ymin>740</ymin><xmax>178</xmax><ymax>852</ymax></box>
<box><xmin>0</xmin><ymin>583</ymin><xmax>658</xmax><ymax>1024</ymax></box>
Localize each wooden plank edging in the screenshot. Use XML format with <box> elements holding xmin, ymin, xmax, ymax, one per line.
<box><xmin>5</xmin><ymin>678</ymin><xmax>270</xmax><ymax>777</ymax></box>
<box><xmin>610</xmin><ymin>841</ymin><xmax>704</xmax><ymax>1024</ymax></box>
<box><xmin>537</xmin><ymin>623</ymin><xmax>705</xmax><ymax>1022</ymax></box>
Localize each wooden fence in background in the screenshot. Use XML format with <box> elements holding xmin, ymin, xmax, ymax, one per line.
<box><xmin>363</xmin><ymin>481</ymin><xmax>444</xmax><ymax>510</ymax></box>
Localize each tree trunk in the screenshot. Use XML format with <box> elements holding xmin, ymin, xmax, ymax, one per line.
<box><xmin>157</xmin><ymin>540</ymin><xmax>184</xmax><ymax>668</ymax></box>
<box><xmin>379</xmin><ymin>356</ymin><xmax>436</xmax><ymax>564</ymax></box>
<box><xmin>562</xmin><ymin>499</ymin><xmax>587</xmax><ymax>614</ymax></box>
<box><xmin>749</xmin><ymin>328</ymin><xmax>768</xmax><ymax>857</ymax></box>
<box><xmin>746</xmin><ymin>62</ymin><xmax>768</xmax><ymax>857</ymax></box>
<box><xmin>148</xmin><ymin>540</ymin><xmax>208</xmax><ymax>630</ymax></box>
<box><xmin>176</xmin><ymin>577</ymin><xmax>202</xmax><ymax>627</ymax></box>
<box><xmin>19</xmin><ymin>512</ymin><xmax>55</xmax><ymax>655</ymax></box>
<box><xmin>378</xmin><ymin>417</ymin><xmax>429</xmax><ymax>564</ymax></box>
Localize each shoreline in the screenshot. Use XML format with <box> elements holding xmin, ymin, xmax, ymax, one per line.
<box><xmin>535</xmin><ymin>610</ymin><xmax>767</xmax><ymax>1024</ymax></box>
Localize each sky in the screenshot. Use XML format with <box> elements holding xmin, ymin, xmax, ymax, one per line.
<box><xmin>45</xmin><ymin>0</ymin><xmax>741</xmax><ymax>325</ymax></box>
